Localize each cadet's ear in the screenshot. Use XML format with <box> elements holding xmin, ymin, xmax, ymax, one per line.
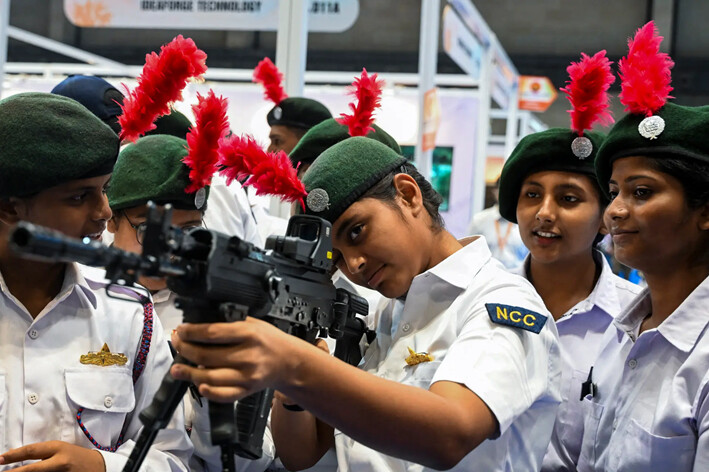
<box><xmin>598</xmin><ymin>217</ymin><xmax>609</xmax><ymax>236</ymax></box>
<box><xmin>698</xmin><ymin>201</ymin><xmax>709</xmax><ymax>231</ymax></box>
<box><xmin>393</xmin><ymin>173</ymin><xmax>423</xmax><ymax>217</ymax></box>
<box><xmin>107</xmin><ymin>215</ymin><xmax>119</xmax><ymax>234</ymax></box>
<box><xmin>0</xmin><ymin>197</ymin><xmax>25</xmax><ymax>226</ymax></box>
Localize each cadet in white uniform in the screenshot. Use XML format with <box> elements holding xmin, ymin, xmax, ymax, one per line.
<box><xmin>204</xmin><ymin>174</ymin><xmax>263</xmax><ymax>248</ymax></box>
<box><xmin>466</xmin><ymin>180</ymin><xmax>528</xmax><ymax>270</ymax></box>
<box><xmin>0</xmin><ymin>92</ymin><xmax>191</xmax><ymax>471</ymax></box>
<box><xmin>170</xmin><ymin>137</ymin><xmax>562</xmax><ymax>471</ymax></box>
<box><xmin>497</xmin><ymin>50</ymin><xmax>643</xmax><ymax>471</ymax></box>
<box><xmin>107</xmin><ymin>134</ymin><xmax>275</xmax><ymax>472</ymax></box>
<box><xmin>576</xmin><ymin>21</ymin><xmax>709</xmax><ymax>471</ymax></box>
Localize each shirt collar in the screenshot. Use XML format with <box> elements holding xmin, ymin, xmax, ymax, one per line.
<box><xmin>67</xmin><ymin>263</ymin><xmax>98</xmax><ymax>308</ymax></box>
<box><xmin>152</xmin><ymin>288</ymin><xmax>173</xmax><ymax>304</ymax></box>
<box><xmin>656</xmin><ymin>275</ymin><xmax>709</xmax><ymax>351</ymax></box>
<box><xmin>615</xmin><ymin>275</ymin><xmax>709</xmax><ymax>351</ymax></box>
<box><xmin>0</xmin><ymin>262</ymin><xmax>97</xmax><ymax>309</ymax></box>
<box><xmin>518</xmin><ymin>250</ymin><xmax>623</xmax><ymax>319</ymax></box>
<box><xmin>424</xmin><ymin>236</ymin><xmax>491</xmax><ymax>290</ymax></box>
<box><xmin>582</xmin><ymin>252</ymin><xmax>623</xmax><ymax>317</ymax></box>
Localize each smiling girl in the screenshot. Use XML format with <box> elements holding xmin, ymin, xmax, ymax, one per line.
<box><xmin>170</xmin><ymin>135</ymin><xmax>561</xmax><ymax>471</ymax></box>
<box><xmin>576</xmin><ymin>22</ymin><xmax>709</xmax><ymax>471</ymax></box>
<box><xmin>0</xmin><ymin>93</ymin><xmax>191</xmax><ymax>471</ymax></box>
<box><xmin>498</xmin><ymin>51</ymin><xmax>643</xmax><ymax>470</ymax></box>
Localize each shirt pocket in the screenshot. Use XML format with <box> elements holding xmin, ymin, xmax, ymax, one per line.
<box><xmin>0</xmin><ymin>373</ymin><xmax>6</xmax><ymax>453</ymax></box>
<box><xmin>558</xmin><ymin>369</ymin><xmax>590</xmax><ymax>460</ymax></box>
<box><xmin>64</xmin><ymin>368</ymin><xmax>135</xmax><ymax>448</ymax></box>
<box><xmin>608</xmin><ymin>417</ymin><xmax>695</xmax><ymax>471</ymax></box>
<box><xmin>577</xmin><ymin>396</ymin><xmax>604</xmax><ymax>470</ymax></box>
<box><xmin>403</xmin><ymin>360</ymin><xmax>442</xmax><ymax>390</ymax></box>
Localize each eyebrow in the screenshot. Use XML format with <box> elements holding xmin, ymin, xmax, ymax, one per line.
<box><xmin>64</xmin><ymin>185</ymin><xmax>99</xmax><ymax>193</ymax></box>
<box><xmin>521</xmin><ymin>181</ymin><xmax>584</xmax><ymax>191</ymax></box>
<box><xmin>556</xmin><ymin>183</ymin><xmax>584</xmax><ymax>191</ymax></box>
<box><xmin>335</xmin><ymin>215</ymin><xmax>358</xmax><ymax>242</ymax></box>
<box><xmin>521</xmin><ymin>180</ymin><xmax>542</xmax><ymax>187</ymax></box>
<box><xmin>609</xmin><ymin>175</ymin><xmax>659</xmax><ymax>185</ymax></box>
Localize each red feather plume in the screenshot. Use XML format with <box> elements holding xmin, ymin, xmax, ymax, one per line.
<box><xmin>182</xmin><ymin>90</ymin><xmax>230</xmax><ymax>193</ymax></box>
<box><xmin>618</xmin><ymin>21</ymin><xmax>674</xmax><ymax>116</ymax></box>
<box><xmin>217</xmin><ymin>135</ymin><xmax>264</xmax><ymax>185</ymax></box>
<box><xmin>119</xmin><ymin>35</ymin><xmax>208</xmax><ymax>143</ymax></box>
<box><xmin>336</xmin><ymin>68</ymin><xmax>385</xmax><ymax>137</ymax></box>
<box><xmin>253</xmin><ymin>57</ymin><xmax>288</xmax><ymax>104</ymax></box>
<box><xmin>246</xmin><ymin>152</ymin><xmax>307</xmax><ymax>209</ymax></box>
<box><xmin>217</xmin><ymin>135</ymin><xmax>307</xmax><ymax>208</ymax></box>
<box><xmin>560</xmin><ymin>50</ymin><xmax>616</xmax><ymax>136</ymax></box>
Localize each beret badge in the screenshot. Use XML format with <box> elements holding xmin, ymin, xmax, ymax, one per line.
<box><xmin>638</xmin><ymin>115</ymin><xmax>665</xmax><ymax>140</ymax></box>
<box><xmin>194</xmin><ymin>187</ymin><xmax>207</xmax><ymax>209</ymax></box>
<box><xmin>571</xmin><ymin>136</ymin><xmax>593</xmax><ymax>159</ymax></box>
<box><xmin>306</xmin><ymin>188</ymin><xmax>330</xmax><ymax>213</ymax></box>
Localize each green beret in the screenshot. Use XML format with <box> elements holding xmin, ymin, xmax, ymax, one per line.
<box><xmin>107</xmin><ymin>135</ymin><xmax>209</xmax><ymax>211</ymax></box>
<box><xmin>288</xmin><ymin>118</ymin><xmax>401</xmax><ymax>168</ymax></box>
<box><xmin>498</xmin><ymin>128</ymin><xmax>606</xmax><ymax>223</ymax></box>
<box><xmin>267</xmin><ymin>97</ymin><xmax>332</xmax><ymax>130</ymax></box>
<box><xmin>145</xmin><ymin>109</ymin><xmax>193</xmax><ymax>140</ymax></box>
<box><xmin>299</xmin><ymin>136</ymin><xmax>407</xmax><ymax>224</ymax></box>
<box><xmin>0</xmin><ymin>92</ymin><xmax>119</xmax><ymax>198</ymax></box>
<box><xmin>595</xmin><ymin>102</ymin><xmax>709</xmax><ymax>188</ymax></box>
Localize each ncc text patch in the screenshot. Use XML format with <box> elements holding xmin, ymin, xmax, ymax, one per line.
<box><xmin>485</xmin><ymin>303</ymin><xmax>547</xmax><ymax>334</ymax></box>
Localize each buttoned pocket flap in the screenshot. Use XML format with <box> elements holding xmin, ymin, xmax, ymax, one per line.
<box><xmin>65</xmin><ymin>369</ymin><xmax>135</xmax><ymax>413</ymax></box>
<box><xmin>612</xmin><ymin>417</ymin><xmax>696</xmax><ymax>471</ymax></box>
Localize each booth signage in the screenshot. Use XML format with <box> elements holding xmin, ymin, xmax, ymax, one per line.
<box><xmin>422</xmin><ymin>88</ymin><xmax>441</xmax><ymax>151</ymax></box>
<box><xmin>442</xmin><ymin>5</ymin><xmax>483</xmax><ymax>80</ymax></box>
<box><xmin>446</xmin><ymin>0</ymin><xmax>491</xmax><ymax>48</ymax></box>
<box><xmin>63</xmin><ymin>0</ymin><xmax>359</xmax><ymax>32</ymax></box>
<box><xmin>518</xmin><ymin>75</ymin><xmax>557</xmax><ymax>112</ymax></box>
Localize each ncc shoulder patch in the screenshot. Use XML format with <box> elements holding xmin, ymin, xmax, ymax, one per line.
<box><xmin>485</xmin><ymin>303</ymin><xmax>548</xmax><ymax>334</ymax></box>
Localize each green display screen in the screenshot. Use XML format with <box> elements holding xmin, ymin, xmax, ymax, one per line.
<box><xmin>400</xmin><ymin>145</ymin><xmax>453</xmax><ymax>212</ymax></box>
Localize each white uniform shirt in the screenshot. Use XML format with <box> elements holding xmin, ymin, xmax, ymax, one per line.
<box><xmin>153</xmin><ymin>289</ymin><xmax>182</xmax><ymax>335</ymax></box>
<box><xmin>0</xmin><ymin>263</ymin><xmax>192</xmax><ymax>471</ymax></box>
<box><xmin>466</xmin><ymin>205</ymin><xmax>528</xmax><ymax>269</ymax></box>
<box><xmin>577</xmin><ymin>275</ymin><xmax>709</xmax><ymax>472</ymax></box>
<box><xmin>204</xmin><ymin>175</ymin><xmax>264</xmax><ymax>248</ymax></box>
<box><xmin>516</xmin><ymin>253</ymin><xmax>643</xmax><ymax>470</ymax></box>
<box><xmin>334</xmin><ymin>237</ymin><xmax>562</xmax><ymax>472</ymax></box>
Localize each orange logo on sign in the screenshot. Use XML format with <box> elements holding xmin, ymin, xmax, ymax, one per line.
<box><xmin>518</xmin><ymin>76</ymin><xmax>557</xmax><ymax>112</ymax></box>
<box><xmin>73</xmin><ymin>1</ymin><xmax>112</xmax><ymax>27</ymax></box>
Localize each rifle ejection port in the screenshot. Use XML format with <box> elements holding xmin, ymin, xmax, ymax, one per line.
<box><xmin>267</xmin><ymin>272</ymin><xmax>287</xmax><ymax>304</ymax></box>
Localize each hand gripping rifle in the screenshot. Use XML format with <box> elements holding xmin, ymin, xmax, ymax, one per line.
<box><xmin>9</xmin><ymin>204</ymin><xmax>373</xmax><ymax>472</ymax></box>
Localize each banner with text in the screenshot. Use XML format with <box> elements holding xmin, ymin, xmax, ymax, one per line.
<box><xmin>64</xmin><ymin>0</ymin><xmax>359</xmax><ymax>32</ymax></box>
<box><xmin>442</xmin><ymin>5</ymin><xmax>483</xmax><ymax>80</ymax></box>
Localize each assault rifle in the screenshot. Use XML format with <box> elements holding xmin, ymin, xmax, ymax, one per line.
<box><xmin>9</xmin><ymin>204</ymin><xmax>373</xmax><ymax>472</ymax></box>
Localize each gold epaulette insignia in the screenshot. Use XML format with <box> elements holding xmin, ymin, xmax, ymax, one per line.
<box><xmin>80</xmin><ymin>343</ymin><xmax>128</xmax><ymax>367</ymax></box>
<box><xmin>405</xmin><ymin>346</ymin><xmax>434</xmax><ymax>367</ymax></box>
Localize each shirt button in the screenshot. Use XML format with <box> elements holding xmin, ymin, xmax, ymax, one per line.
<box><xmin>402</xmin><ymin>323</ymin><xmax>411</xmax><ymax>333</ymax></box>
<box><xmin>612</xmin><ymin>418</ymin><xmax>618</xmax><ymax>430</ymax></box>
<box><xmin>27</xmin><ymin>393</ymin><xmax>39</xmax><ymax>405</ymax></box>
<box><xmin>628</xmin><ymin>359</ymin><xmax>638</xmax><ymax>369</ymax></box>
<box><xmin>28</xmin><ymin>329</ymin><xmax>39</xmax><ymax>339</ymax></box>
<box><xmin>104</xmin><ymin>397</ymin><xmax>114</xmax><ymax>408</ymax></box>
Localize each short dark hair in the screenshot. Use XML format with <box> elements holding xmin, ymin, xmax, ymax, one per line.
<box><xmin>646</xmin><ymin>157</ymin><xmax>709</xmax><ymax>209</ymax></box>
<box><xmin>360</xmin><ymin>161</ymin><xmax>445</xmax><ymax>230</ymax></box>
